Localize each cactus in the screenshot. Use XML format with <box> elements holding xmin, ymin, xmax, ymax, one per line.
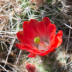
<box><xmin>18</xmin><ymin>46</ymin><xmax>69</xmax><ymax>72</ymax></box>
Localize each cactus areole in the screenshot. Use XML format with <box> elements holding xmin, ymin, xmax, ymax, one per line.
<box><xmin>15</xmin><ymin>17</ymin><xmax>63</xmax><ymax>57</ymax></box>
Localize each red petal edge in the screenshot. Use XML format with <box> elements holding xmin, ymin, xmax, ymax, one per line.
<box><xmin>28</xmin><ymin>53</ymin><xmax>36</xmax><ymax>57</ymax></box>
<box><xmin>42</xmin><ymin>17</ymin><xmax>51</xmax><ymax>26</ymax></box>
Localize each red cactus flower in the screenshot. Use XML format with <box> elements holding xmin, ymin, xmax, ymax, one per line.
<box><xmin>26</xmin><ymin>63</ymin><xmax>36</xmax><ymax>72</ymax></box>
<box><xmin>15</xmin><ymin>17</ymin><xmax>63</xmax><ymax>57</ymax></box>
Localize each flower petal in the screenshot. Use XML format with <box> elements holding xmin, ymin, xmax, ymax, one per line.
<box><xmin>36</xmin><ymin>21</ymin><xmax>46</xmax><ymax>39</ymax></box>
<box><xmin>28</xmin><ymin>53</ymin><xmax>36</xmax><ymax>57</ymax></box>
<box><xmin>15</xmin><ymin>43</ymin><xmax>30</xmax><ymax>50</ymax></box>
<box><xmin>38</xmin><ymin>45</ymin><xmax>51</xmax><ymax>56</ymax></box>
<box><xmin>53</xmin><ymin>30</ymin><xmax>63</xmax><ymax>48</ymax></box>
<box><xmin>23</xmin><ymin>21</ymin><xmax>29</xmax><ymax>28</ymax></box>
<box><xmin>15</xmin><ymin>43</ymin><xmax>35</xmax><ymax>51</ymax></box>
<box><xmin>50</xmin><ymin>30</ymin><xmax>63</xmax><ymax>48</ymax></box>
<box><xmin>47</xmin><ymin>24</ymin><xmax>56</xmax><ymax>35</ymax></box>
<box><xmin>50</xmin><ymin>33</ymin><xmax>56</xmax><ymax>44</ymax></box>
<box><xmin>42</xmin><ymin>17</ymin><xmax>51</xmax><ymax>26</ymax></box>
<box><xmin>23</xmin><ymin>19</ymin><xmax>38</xmax><ymax>32</ymax></box>
<box><xmin>47</xmin><ymin>24</ymin><xmax>56</xmax><ymax>43</ymax></box>
<box><xmin>16</xmin><ymin>31</ymin><xmax>33</xmax><ymax>46</ymax></box>
<box><xmin>16</xmin><ymin>31</ymin><xmax>24</xmax><ymax>42</ymax></box>
<box><xmin>56</xmin><ymin>30</ymin><xmax>63</xmax><ymax>37</ymax></box>
<box><xmin>28</xmin><ymin>19</ymin><xmax>38</xmax><ymax>31</ymax></box>
<box><xmin>15</xmin><ymin>43</ymin><xmax>41</xmax><ymax>54</ymax></box>
<box><xmin>23</xmin><ymin>26</ymin><xmax>35</xmax><ymax>41</ymax></box>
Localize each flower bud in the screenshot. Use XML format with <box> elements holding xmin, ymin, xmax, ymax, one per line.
<box><xmin>26</xmin><ymin>63</ymin><xmax>36</xmax><ymax>72</ymax></box>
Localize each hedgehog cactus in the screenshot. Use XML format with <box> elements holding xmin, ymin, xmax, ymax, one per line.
<box><xmin>17</xmin><ymin>0</ymin><xmax>63</xmax><ymax>23</ymax></box>
<box><xmin>16</xmin><ymin>0</ymin><xmax>72</xmax><ymax>71</ymax></box>
<box><xmin>15</xmin><ymin>0</ymin><xmax>72</xmax><ymax>72</ymax></box>
<box><xmin>24</xmin><ymin>47</ymin><xmax>68</xmax><ymax>72</ymax></box>
<box><xmin>23</xmin><ymin>49</ymin><xmax>68</xmax><ymax>72</ymax></box>
<box><xmin>15</xmin><ymin>17</ymin><xmax>67</xmax><ymax>72</ymax></box>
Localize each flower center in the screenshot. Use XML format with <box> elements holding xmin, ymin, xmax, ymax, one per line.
<box><xmin>34</xmin><ymin>37</ymin><xmax>49</xmax><ymax>51</ymax></box>
<box><xmin>34</xmin><ymin>37</ymin><xmax>40</xmax><ymax>44</ymax></box>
